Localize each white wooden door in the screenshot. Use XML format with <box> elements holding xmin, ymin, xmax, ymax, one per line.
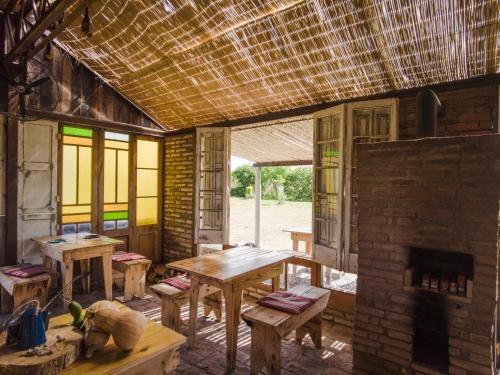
<box><xmin>194</xmin><ymin>127</ymin><xmax>230</xmax><ymax>246</ymax></box>
<box><xmin>311</xmin><ymin>104</ymin><xmax>346</xmax><ymax>269</ymax></box>
<box><xmin>17</xmin><ymin>120</ymin><xmax>58</xmax><ymax>262</ymax></box>
<box><xmin>343</xmin><ymin>99</ymin><xmax>398</xmax><ymax>273</ymax></box>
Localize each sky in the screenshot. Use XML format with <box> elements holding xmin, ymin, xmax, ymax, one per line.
<box><xmin>231</xmin><ymin>155</ymin><xmax>252</xmax><ymax>170</ymax></box>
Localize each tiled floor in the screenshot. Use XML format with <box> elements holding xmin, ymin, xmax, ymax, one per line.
<box><xmin>4</xmin><ymin>286</ymin><xmax>353</xmax><ymax>374</ymax></box>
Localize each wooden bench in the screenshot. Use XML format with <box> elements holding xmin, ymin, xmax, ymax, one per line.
<box><xmin>151</xmin><ymin>282</ymin><xmax>222</xmax><ymax>333</ymax></box>
<box><xmin>0</xmin><ymin>265</ymin><xmax>51</xmax><ymax>314</ymax></box>
<box><xmin>242</xmin><ymin>285</ymin><xmax>331</xmax><ymax>375</ymax></box>
<box><xmin>112</xmin><ymin>254</ymin><xmax>152</xmax><ymax>302</ymax></box>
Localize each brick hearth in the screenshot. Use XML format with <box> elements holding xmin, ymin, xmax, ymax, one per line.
<box><xmin>352</xmin><ymin>134</ymin><xmax>500</xmax><ymax>375</ymax></box>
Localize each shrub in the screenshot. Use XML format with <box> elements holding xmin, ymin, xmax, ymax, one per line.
<box><xmin>231</xmin><ymin>165</ymin><xmax>255</xmax><ymax>197</ymax></box>
<box><xmin>284</xmin><ymin>167</ymin><xmax>312</xmax><ymax>201</ymax></box>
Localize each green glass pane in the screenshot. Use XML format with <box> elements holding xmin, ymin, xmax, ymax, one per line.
<box><xmin>103</xmin><ymin>211</ymin><xmax>128</xmax><ymax>220</ymax></box>
<box><xmin>63</xmin><ymin>125</ymin><xmax>93</xmax><ymax>138</ymax></box>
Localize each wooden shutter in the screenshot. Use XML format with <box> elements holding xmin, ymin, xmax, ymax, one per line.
<box><xmin>312</xmin><ymin>105</ymin><xmax>346</xmax><ymax>268</ymax></box>
<box><xmin>194</xmin><ymin>127</ymin><xmax>230</xmax><ymax>246</ymax></box>
<box><xmin>17</xmin><ymin>120</ymin><xmax>58</xmax><ymax>262</ymax></box>
<box><xmin>343</xmin><ymin>99</ymin><xmax>398</xmax><ymax>273</ymax></box>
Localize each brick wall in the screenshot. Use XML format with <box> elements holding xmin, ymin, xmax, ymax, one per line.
<box><xmin>163</xmin><ymin>132</ymin><xmax>196</xmax><ymax>262</ymax></box>
<box><xmin>352</xmin><ymin>134</ymin><xmax>500</xmax><ymax>375</ymax></box>
<box><xmin>399</xmin><ymin>83</ymin><xmax>498</xmax><ymax>139</ymax></box>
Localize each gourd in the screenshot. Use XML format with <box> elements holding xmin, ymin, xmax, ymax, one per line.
<box><xmin>68</xmin><ymin>301</ymin><xmax>84</xmax><ymax>328</ymax></box>
<box><xmin>111</xmin><ymin>311</ymin><xmax>147</xmax><ymax>350</ymax></box>
<box><xmin>83</xmin><ymin>301</ymin><xmax>120</xmax><ymax>358</ymax></box>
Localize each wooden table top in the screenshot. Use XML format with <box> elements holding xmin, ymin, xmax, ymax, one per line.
<box><xmin>283</xmin><ymin>226</ymin><xmax>312</xmax><ymax>234</ymax></box>
<box><xmin>60</xmin><ymin>301</ymin><xmax>186</xmax><ymax>374</ymax></box>
<box><xmin>167</xmin><ymin>246</ymin><xmax>294</xmax><ymax>283</ymax></box>
<box><xmin>32</xmin><ymin>233</ymin><xmax>123</xmax><ymax>253</ymax></box>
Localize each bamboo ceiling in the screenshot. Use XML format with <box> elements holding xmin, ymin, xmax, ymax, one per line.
<box><xmin>55</xmin><ymin>0</ymin><xmax>500</xmax><ymax>130</ymax></box>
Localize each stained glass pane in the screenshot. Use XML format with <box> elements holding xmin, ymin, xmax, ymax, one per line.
<box><xmin>137</xmin><ymin>197</ymin><xmax>157</xmax><ymax>225</ymax></box>
<box><xmin>137</xmin><ymin>169</ymin><xmax>157</xmax><ymax>197</ymax></box>
<box><xmin>62</xmin><ymin>214</ymin><xmax>91</xmax><ymax>224</ymax></box>
<box><xmin>117</xmin><ymin>150</ymin><xmax>129</xmax><ymax>202</ymax></box>
<box><xmin>63</xmin><ymin>135</ymin><xmax>92</xmax><ymax>146</ymax></box>
<box><xmin>103</xmin><ymin>211</ymin><xmax>128</xmax><ymax>220</ymax></box>
<box><xmin>137</xmin><ymin>140</ymin><xmax>158</xmax><ymax>169</ymax></box>
<box><xmin>104</xmin><ymin>203</ymin><xmax>128</xmax><ymax>212</ymax></box>
<box><xmin>103</xmin><ymin>221</ymin><xmax>116</xmax><ymax>231</ymax></box>
<box><xmin>62</xmin><ymin>224</ymin><xmax>76</xmax><ymax>234</ymax></box>
<box><xmin>63</xmin><ymin>126</ymin><xmax>92</xmax><ymax>138</ymax></box>
<box><xmin>62</xmin><ymin>145</ymin><xmax>77</xmax><ymax>205</ymax></box>
<box><xmin>78</xmin><ymin>147</ymin><xmax>92</xmax><ymax>204</ymax></box>
<box><xmin>105</xmin><ymin>131</ymin><xmax>129</xmax><ymax>142</ymax></box>
<box><xmin>62</xmin><ymin>205</ymin><xmax>91</xmax><ymax>214</ymax></box>
<box><xmin>78</xmin><ymin>223</ymin><xmax>91</xmax><ymax>232</ymax></box>
<box><xmin>104</xmin><ymin>148</ymin><xmax>116</xmax><ymax>203</ymax></box>
<box><xmin>105</xmin><ymin>140</ymin><xmax>129</xmax><ymax>150</ymax></box>
<box><xmin>116</xmin><ymin>220</ymin><xmax>128</xmax><ymax>229</ymax></box>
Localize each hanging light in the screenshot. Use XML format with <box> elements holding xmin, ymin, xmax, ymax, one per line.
<box><xmin>43</xmin><ymin>41</ymin><xmax>53</xmax><ymax>61</ymax></box>
<box><xmin>81</xmin><ymin>3</ymin><xmax>92</xmax><ymax>37</ymax></box>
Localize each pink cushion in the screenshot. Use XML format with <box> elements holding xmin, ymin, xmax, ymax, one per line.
<box><xmin>3</xmin><ymin>264</ymin><xmax>49</xmax><ymax>278</ymax></box>
<box><xmin>257</xmin><ymin>291</ymin><xmax>318</xmax><ymax>314</ymax></box>
<box><xmin>112</xmin><ymin>252</ymin><xmax>146</xmax><ymax>263</ymax></box>
<box><xmin>161</xmin><ymin>276</ymin><xmax>191</xmax><ymax>291</ymax></box>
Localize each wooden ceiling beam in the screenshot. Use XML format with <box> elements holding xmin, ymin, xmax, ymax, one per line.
<box><xmin>253</xmin><ymin>160</ymin><xmax>312</xmax><ymax>168</ymax></box>
<box><xmin>7</xmin><ymin>0</ymin><xmax>72</xmax><ymax>59</ymax></box>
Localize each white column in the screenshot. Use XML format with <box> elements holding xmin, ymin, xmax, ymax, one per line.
<box><xmin>254</xmin><ymin>166</ymin><xmax>261</xmax><ymax>248</ymax></box>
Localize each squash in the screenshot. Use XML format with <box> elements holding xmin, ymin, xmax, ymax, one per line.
<box><xmin>83</xmin><ymin>301</ymin><xmax>121</xmax><ymax>358</ymax></box>
<box><xmin>84</xmin><ymin>327</ymin><xmax>110</xmax><ymax>358</ymax></box>
<box><xmin>111</xmin><ymin>311</ymin><xmax>147</xmax><ymax>350</ymax></box>
<box><xmin>68</xmin><ymin>301</ymin><xmax>84</xmax><ymax>329</ymax></box>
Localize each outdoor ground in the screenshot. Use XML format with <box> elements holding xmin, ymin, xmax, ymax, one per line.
<box><xmin>230</xmin><ymin>197</ymin><xmax>312</xmax><ymax>251</ymax></box>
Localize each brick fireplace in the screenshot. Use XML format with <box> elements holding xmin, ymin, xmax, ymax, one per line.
<box><xmin>352</xmin><ymin>134</ymin><xmax>500</xmax><ymax>375</ymax></box>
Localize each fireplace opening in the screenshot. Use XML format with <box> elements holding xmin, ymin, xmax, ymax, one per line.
<box><xmin>413</xmin><ymin>291</ymin><xmax>449</xmax><ymax>371</ymax></box>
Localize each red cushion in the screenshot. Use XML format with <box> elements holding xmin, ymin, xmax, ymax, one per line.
<box><xmin>112</xmin><ymin>252</ymin><xmax>146</xmax><ymax>263</ymax></box>
<box><xmin>257</xmin><ymin>291</ymin><xmax>317</xmax><ymax>314</ymax></box>
<box><xmin>3</xmin><ymin>264</ymin><xmax>49</xmax><ymax>278</ymax></box>
<box><xmin>161</xmin><ymin>276</ymin><xmax>191</xmax><ymax>291</ymax></box>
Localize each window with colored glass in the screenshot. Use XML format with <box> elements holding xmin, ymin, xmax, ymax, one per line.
<box><xmin>103</xmin><ymin>131</ymin><xmax>130</xmax><ymax>231</ymax></box>
<box><xmin>61</xmin><ymin>125</ymin><xmax>93</xmax><ymax>234</ymax></box>
<box><xmin>136</xmin><ymin>139</ymin><xmax>159</xmax><ymax>226</ymax></box>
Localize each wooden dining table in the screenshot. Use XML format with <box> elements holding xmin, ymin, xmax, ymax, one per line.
<box><xmin>33</xmin><ymin>233</ymin><xmax>123</xmax><ymax>305</ymax></box>
<box><xmin>167</xmin><ymin>246</ymin><xmax>294</xmax><ymax>370</ymax></box>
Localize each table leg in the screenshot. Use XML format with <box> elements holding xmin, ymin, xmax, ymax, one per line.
<box><xmin>80</xmin><ymin>259</ymin><xmax>91</xmax><ymax>294</ymax></box>
<box><xmin>102</xmin><ymin>254</ymin><xmax>112</xmax><ymax>301</ymax></box>
<box><xmin>272</xmin><ymin>275</ymin><xmax>280</xmax><ymax>292</ymax></box>
<box><xmin>60</xmin><ymin>260</ymin><xmax>73</xmax><ymax>306</ymax></box>
<box><xmin>224</xmin><ymin>285</ymin><xmax>242</xmax><ymax>370</ymax></box>
<box><xmin>305</xmin><ymin>240</ymin><xmax>312</xmax><ymax>256</ymax></box>
<box><xmin>188</xmin><ymin>278</ymin><xmax>200</xmax><ymax>348</ymax></box>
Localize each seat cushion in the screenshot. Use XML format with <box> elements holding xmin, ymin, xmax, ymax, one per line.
<box><xmin>161</xmin><ymin>276</ymin><xmax>190</xmax><ymax>291</ymax></box>
<box><xmin>112</xmin><ymin>252</ymin><xmax>146</xmax><ymax>263</ymax></box>
<box><xmin>257</xmin><ymin>291</ymin><xmax>318</xmax><ymax>314</ymax></box>
<box><xmin>3</xmin><ymin>264</ymin><xmax>50</xmax><ymax>278</ymax></box>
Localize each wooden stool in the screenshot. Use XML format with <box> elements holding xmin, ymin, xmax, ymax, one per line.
<box><xmin>0</xmin><ymin>265</ymin><xmax>51</xmax><ymax>314</ymax></box>
<box><xmin>112</xmin><ymin>255</ymin><xmax>152</xmax><ymax>302</ymax></box>
<box><xmin>242</xmin><ymin>285</ymin><xmax>331</xmax><ymax>375</ymax></box>
<box><xmin>151</xmin><ymin>282</ymin><xmax>222</xmax><ymax>333</ymax></box>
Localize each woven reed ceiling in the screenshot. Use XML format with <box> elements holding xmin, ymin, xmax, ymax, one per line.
<box><xmin>56</xmin><ymin>0</ymin><xmax>500</xmax><ymax>130</ymax></box>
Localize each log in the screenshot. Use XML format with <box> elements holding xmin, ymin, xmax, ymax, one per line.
<box><xmin>0</xmin><ymin>324</ymin><xmax>84</xmax><ymax>375</ymax></box>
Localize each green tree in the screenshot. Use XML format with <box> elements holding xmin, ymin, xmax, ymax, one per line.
<box><xmin>230</xmin><ymin>165</ymin><xmax>255</xmax><ymax>197</ymax></box>
<box><xmin>261</xmin><ymin>167</ymin><xmax>288</xmax><ymax>201</ymax></box>
<box><xmin>284</xmin><ymin>167</ymin><xmax>312</xmax><ymax>201</ymax></box>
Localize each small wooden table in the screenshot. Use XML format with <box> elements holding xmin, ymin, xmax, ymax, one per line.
<box><xmin>167</xmin><ymin>246</ymin><xmax>293</xmax><ymax>370</ymax></box>
<box><xmin>61</xmin><ymin>302</ymin><xmax>186</xmax><ymax>375</ymax></box>
<box><xmin>33</xmin><ymin>233</ymin><xmax>123</xmax><ymax>304</ymax></box>
<box><xmin>283</xmin><ymin>227</ymin><xmax>312</xmax><ymax>255</ymax></box>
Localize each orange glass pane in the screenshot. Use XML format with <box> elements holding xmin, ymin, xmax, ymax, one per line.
<box><xmin>62</xmin><ymin>205</ymin><xmax>91</xmax><ymax>214</ymax></box>
<box><xmin>62</xmin><ymin>214</ymin><xmax>91</xmax><ymax>224</ymax></box>
<box><xmin>117</xmin><ymin>150</ymin><xmax>129</xmax><ymax>202</ymax></box>
<box><xmin>137</xmin><ymin>140</ymin><xmax>158</xmax><ymax>169</ymax></box>
<box><xmin>78</xmin><ymin>147</ymin><xmax>92</xmax><ymax>205</ymax></box>
<box><xmin>137</xmin><ymin>169</ymin><xmax>157</xmax><ymax>197</ymax></box>
<box><xmin>103</xmin><ymin>203</ymin><xmax>128</xmax><ymax>212</ymax></box>
<box><xmin>62</xmin><ymin>145</ymin><xmax>77</xmax><ymax>205</ymax></box>
<box><xmin>136</xmin><ymin>197</ymin><xmax>157</xmax><ymax>226</ymax></box>
<box><xmin>63</xmin><ymin>135</ymin><xmax>92</xmax><ymax>146</ymax></box>
<box><xmin>105</xmin><ymin>139</ymin><xmax>129</xmax><ymax>150</ymax></box>
<box><xmin>104</xmin><ymin>148</ymin><xmax>116</xmax><ymax>203</ymax></box>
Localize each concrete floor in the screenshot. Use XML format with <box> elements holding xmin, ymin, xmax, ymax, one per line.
<box><xmin>40</xmin><ymin>285</ymin><xmax>354</xmax><ymax>374</ymax></box>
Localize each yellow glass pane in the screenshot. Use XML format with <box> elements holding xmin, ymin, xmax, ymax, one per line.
<box><xmin>117</xmin><ymin>150</ymin><xmax>129</xmax><ymax>202</ymax></box>
<box><xmin>63</xmin><ymin>135</ymin><xmax>92</xmax><ymax>146</ymax></box>
<box><xmin>62</xmin><ymin>214</ymin><xmax>91</xmax><ymax>224</ymax></box>
<box><xmin>104</xmin><ymin>203</ymin><xmax>128</xmax><ymax>212</ymax></box>
<box><xmin>137</xmin><ymin>140</ymin><xmax>158</xmax><ymax>169</ymax></box>
<box><xmin>104</xmin><ymin>148</ymin><xmax>116</xmax><ymax>203</ymax></box>
<box><xmin>78</xmin><ymin>146</ymin><xmax>92</xmax><ymax>205</ymax></box>
<box><xmin>62</xmin><ymin>205</ymin><xmax>91</xmax><ymax>214</ymax></box>
<box><xmin>105</xmin><ymin>139</ymin><xmax>129</xmax><ymax>150</ymax></box>
<box><xmin>62</xmin><ymin>145</ymin><xmax>77</xmax><ymax>205</ymax></box>
<box><xmin>136</xmin><ymin>197</ymin><xmax>157</xmax><ymax>226</ymax></box>
<box><xmin>137</xmin><ymin>169</ymin><xmax>157</xmax><ymax>197</ymax></box>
